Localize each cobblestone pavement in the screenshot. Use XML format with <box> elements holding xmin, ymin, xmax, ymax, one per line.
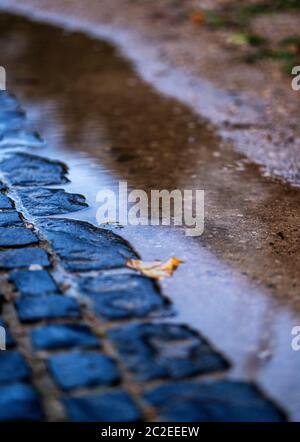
<box><xmin>0</xmin><ymin>91</ymin><xmax>287</xmax><ymax>421</ymax></box>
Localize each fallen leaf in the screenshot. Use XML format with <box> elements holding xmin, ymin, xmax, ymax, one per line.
<box><xmin>190</xmin><ymin>12</ymin><xmax>205</xmax><ymax>25</ymax></box>
<box><xmin>127</xmin><ymin>257</ymin><xmax>183</xmax><ymax>280</ymax></box>
<box><xmin>286</xmin><ymin>43</ymin><xmax>299</xmax><ymax>55</ymax></box>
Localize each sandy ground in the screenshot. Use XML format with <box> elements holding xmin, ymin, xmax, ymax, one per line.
<box><xmin>1</xmin><ymin>0</ymin><xmax>300</xmax><ymax>187</ymax></box>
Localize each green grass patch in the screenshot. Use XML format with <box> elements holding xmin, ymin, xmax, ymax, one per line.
<box><xmin>206</xmin><ymin>1</ymin><xmax>300</xmax><ymax>30</ymax></box>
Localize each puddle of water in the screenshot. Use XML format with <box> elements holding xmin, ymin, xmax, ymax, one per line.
<box><xmin>0</xmin><ymin>13</ymin><xmax>300</xmax><ymax>419</ymax></box>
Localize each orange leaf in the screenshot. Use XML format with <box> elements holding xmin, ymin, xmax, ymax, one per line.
<box><xmin>190</xmin><ymin>12</ymin><xmax>205</xmax><ymax>25</ymax></box>
<box><xmin>127</xmin><ymin>256</ymin><xmax>183</xmax><ymax>280</ymax></box>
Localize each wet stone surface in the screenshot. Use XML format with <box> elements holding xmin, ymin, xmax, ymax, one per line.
<box><xmin>0</xmin><ymin>226</ymin><xmax>39</xmax><ymax>247</ymax></box>
<box><xmin>0</xmin><ymin>181</ymin><xmax>7</xmax><ymax>191</ymax></box>
<box><xmin>0</xmin><ymin>351</ymin><xmax>30</xmax><ymax>384</ymax></box>
<box><xmin>0</xmin><ymin>129</ymin><xmax>45</xmax><ymax>148</ymax></box>
<box><xmin>18</xmin><ymin>187</ymin><xmax>88</xmax><ymax>216</ymax></box>
<box><xmin>32</xmin><ymin>324</ymin><xmax>99</xmax><ymax>350</ymax></box>
<box><xmin>0</xmin><ymin>92</ymin><xmax>19</xmax><ymax>111</ymax></box>
<box><xmin>38</xmin><ymin>218</ymin><xmax>138</xmax><ymax>272</ymax></box>
<box><xmin>16</xmin><ymin>295</ymin><xmax>81</xmax><ymax>322</ymax></box>
<box><xmin>109</xmin><ymin>323</ymin><xmax>229</xmax><ymax>381</ymax></box>
<box><xmin>0</xmin><ymin>153</ymin><xmax>69</xmax><ymax>186</ymax></box>
<box><xmin>0</xmin><ymin>110</ymin><xmax>26</xmax><ymax>134</ymax></box>
<box><xmin>0</xmin><ymin>382</ymin><xmax>44</xmax><ymax>421</ymax></box>
<box><xmin>0</xmin><ymin>248</ymin><xmax>50</xmax><ymax>269</ymax></box>
<box><xmin>80</xmin><ymin>272</ymin><xmax>168</xmax><ymax>319</ymax></box>
<box><xmin>10</xmin><ymin>269</ymin><xmax>60</xmax><ymax>297</ymax></box>
<box><xmin>144</xmin><ymin>381</ymin><xmax>286</xmax><ymax>422</ymax></box>
<box><xmin>48</xmin><ymin>351</ymin><xmax>120</xmax><ymax>391</ymax></box>
<box><xmin>0</xmin><ymin>211</ymin><xmax>23</xmax><ymax>227</ymax></box>
<box><xmin>0</xmin><ymin>192</ymin><xmax>13</xmax><ymax>209</ymax></box>
<box><xmin>63</xmin><ymin>390</ymin><xmax>141</xmax><ymax>422</ymax></box>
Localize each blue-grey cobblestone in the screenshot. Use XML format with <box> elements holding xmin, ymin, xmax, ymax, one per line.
<box><xmin>0</xmin><ymin>382</ymin><xmax>44</xmax><ymax>421</ymax></box>
<box><xmin>0</xmin><ymin>351</ymin><xmax>30</xmax><ymax>384</ymax></box>
<box><xmin>48</xmin><ymin>350</ymin><xmax>120</xmax><ymax>391</ymax></box>
<box><xmin>80</xmin><ymin>273</ymin><xmax>168</xmax><ymax>319</ymax></box>
<box><xmin>63</xmin><ymin>390</ymin><xmax>141</xmax><ymax>421</ymax></box>
<box><xmin>32</xmin><ymin>324</ymin><xmax>99</xmax><ymax>350</ymax></box>
<box><xmin>16</xmin><ymin>295</ymin><xmax>81</xmax><ymax>322</ymax></box>
<box><xmin>109</xmin><ymin>322</ymin><xmax>229</xmax><ymax>381</ymax></box>
<box><xmin>10</xmin><ymin>269</ymin><xmax>59</xmax><ymax>297</ymax></box>
<box><xmin>144</xmin><ymin>381</ymin><xmax>287</xmax><ymax>422</ymax></box>
<box><xmin>0</xmin><ymin>248</ymin><xmax>50</xmax><ymax>269</ymax></box>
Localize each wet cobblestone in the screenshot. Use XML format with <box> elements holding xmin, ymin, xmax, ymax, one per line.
<box><xmin>144</xmin><ymin>381</ymin><xmax>286</xmax><ymax>422</ymax></box>
<box><xmin>0</xmin><ymin>351</ymin><xmax>30</xmax><ymax>384</ymax></box>
<box><xmin>0</xmin><ymin>211</ymin><xmax>23</xmax><ymax>227</ymax></box>
<box><xmin>16</xmin><ymin>295</ymin><xmax>81</xmax><ymax>322</ymax></box>
<box><xmin>10</xmin><ymin>269</ymin><xmax>60</xmax><ymax>296</ymax></box>
<box><xmin>0</xmin><ymin>109</ymin><xmax>26</xmax><ymax>133</ymax></box>
<box><xmin>38</xmin><ymin>218</ymin><xmax>138</xmax><ymax>272</ymax></box>
<box><xmin>63</xmin><ymin>390</ymin><xmax>141</xmax><ymax>422</ymax></box>
<box><xmin>0</xmin><ymin>192</ymin><xmax>14</xmax><ymax>209</ymax></box>
<box><xmin>80</xmin><ymin>272</ymin><xmax>169</xmax><ymax>319</ymax></box>
<box><xmin>0</xmin><ymin>181</ymin><xmax>7</xmax><ymax>191</ymax></box>
<box><xmin>0</xmin><ymin>383</ymin><xmax>44</xmax><ymax>421</ymax></box>
<box><xmin>48</xmin><ymin>351</ymin><xmax>120</xmax><ymax>391</ymax></box>
<box><xmin>0</xmin><ymin>248</ymin><xmax>50</xmax><ymax>269</ymax></box>
<box><xmin>0</xmin><ymin>129</ymin><xmax>45</xmax><ymax>148</ymax></box>
<box><xmin>0</xmin><ymin>226</ymin><xmax>39</xmax><ymax>247</ymax></box>
<box><xmin>31</xmin><ymin>324</ymin><xmax>99</xmax><ymax>350</ymax></box>
<box><xmin>109</xmin><ymin>323</ymin><xmax>229</xmax><ymax>381</ymax></box>
<box><xmin>0</xmin><ymin>92</ymin><xmax>19</xmax><ymax>111</ymax></box>
<box><xmin>0</xmin><ymin>153</ymin><xmax>69</xmax><ymax>186</ymax></box>
<box><xmin>18</xmin><ymin>187</ymin><xmax>88</xmax><ymax>216</ymax></box>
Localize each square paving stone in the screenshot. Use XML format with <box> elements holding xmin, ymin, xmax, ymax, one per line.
<box><xmin>37</xmin><ymin>218</ymin><xmax>137</xmax><ymax>272</ymax></box>
<box><xmin>109</xmin><ymin>323</ymin><xmax>229</xmax><ymax>381</ymax></box>
<box><xmin>0</xmin><ymin>351</ymin><xmax>30</xmax><ymax>384</ymax></box>
<box><xmin>80</xmin><ymin>273</ymin><xmax>168</xmax><ymax>320</ymax></box>
<box><xmin>0</xmin><ymin>211</ymin><xmax>23</xmax><ymax>227</ymax></box>
<box><xmin>144</xmin><ymin>381</ymin><xmax>286</xmax><ymax>422</ymax></box>
<box><xmin>32</xmin><ymin>324</ymin><xmax>99</xmax><ymax>350</ymax></box>
<box><xmin>0</xmin><ymin>129</ymin><xmax>45</xmax><ymax>148</ymax></box>
<box><xmin>63</xmin><ymin>390</ymin><xmax>141</xmax><ymax>421</ymax></box>
<box><xmin>0</xmin><ymin>153</ymin><xmax>69</xmax><ymax>186</ymax></box>
<box><xmin>0</xmin><ymin>248</ymin><xmax>50</xmax><ymax>269</ymax></box>
<box><xmin>0</xmin><ymin>319</ymin><xmax>15</xmax><ymax>348</ymax></box>
<box><xmin>16</xmin><ymin>295</ymin><xmax>81</xmax><ymax>322</ymax></box>
<box><xmin>0</xmin><ymin>382</ymin><xmax>44</xmax><ymax>421</ymax></box>
<box><xmin>18</xmin><ymin>187</ymin><xmax>88</xmax><ymax>216</ymax></box>
<box><xmin>0</xmin><ymin>193</ymin><xmax>13</xmax><ymax>209</ymax></box>
<box><xmin>0</xmin><ymin>109</ymin><xmax>25</xmax><ymax>133</ymax></box>
<box><xmin>0</xmin><ymin>92</ymin><xmax>19</xmax><ymax>111</ymax></box>
<box><xmin>0</xmin><ymin>226</ymin><xmax>39</xmax><ymax>247</ymax></box>
<box><xmin>10</xmin><ymin>269</ymin><xmax>59</xmax><ymax>296</ymax></box>
<box><xmin>48</xmin><ymin>350</ymin><xmax>120</xmax><ymax>391</ymax></box>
